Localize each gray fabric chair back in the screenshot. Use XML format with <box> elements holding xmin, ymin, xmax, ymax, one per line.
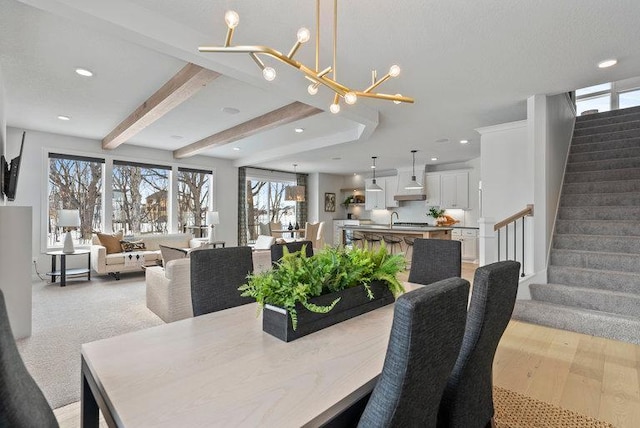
<box><xmin>358</xmin><ymin>278</ymin><xmax>470</xmax><ymax>427</ymax></box>
<box><xmin>270</xmin><ymin>240</ymin><xmax>314</xmax><ymax>266</ymax></box>
<box><xmin>437</xmin><ymin>261</ymin><xmax>521</xmax><ymax>428</ymax></box>
<box><xmin>408</xmin><ymin>238</ymin><xmax>461</xmax><ymax>285</ymax></box>
<box><xmin>190</xmin><ymin>247</ymin><xmax>254</xmax><ymax>316</ymax></box>
<box><xmin>0</xmin><ymin>290</ymin><xmax>58</xmax><ymax>428</ymax></box>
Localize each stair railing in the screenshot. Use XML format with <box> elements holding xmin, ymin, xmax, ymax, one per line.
<box><xmin>494</xmin><ymin>204</ymin><xmax>534</xmax><ymax>277</ymax></box>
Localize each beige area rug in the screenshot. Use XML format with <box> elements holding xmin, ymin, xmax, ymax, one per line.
<box><xmin>17</xmin><ymin>273</ymin><xmax>164</xmax><ymax>409</ymax></box>
<box><xmin>494</xmin><ymin>386</ymin><xmax>615</xmax><ymax>428</ymax></box>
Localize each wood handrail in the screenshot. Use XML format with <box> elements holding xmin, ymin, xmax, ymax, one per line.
<box><xmin>494</xmin><ymin>204</ymin><xmax>534</xmax><ymax>231</ymax></box>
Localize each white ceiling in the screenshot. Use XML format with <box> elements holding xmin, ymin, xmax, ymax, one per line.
<box><xmin>2</xmin><ymin>0</ymin><xmax>640</xmax><ymax>175</ymax></box>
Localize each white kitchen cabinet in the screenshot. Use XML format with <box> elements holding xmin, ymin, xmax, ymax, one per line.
<box><xmin>440</xmin><ymin>171</ymin><xmax>469</xmax><ymax>209</ymax></box>
<box><xmin>365</xmin><ymin>178</ymin><xmax>385</xmax><ymax>210</ymax></box>
<box><xmin>384</xmin><ymin>176</ymin><xmax>399</xmax><ymax>208</ymax></box>
<box><xmin>425</xmin><ymin>173</ymin><xmax>441</xmax><ymax>206</ymax></box>
<box><xmin>452</xmin><ymin>228</ymin><xmax>478</xmax><ymax>262</ymax></box>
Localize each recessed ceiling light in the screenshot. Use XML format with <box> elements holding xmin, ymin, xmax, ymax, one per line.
<box><xmin>431</xmin><ymin>157</ymin><xmax>438</xmax><ymax>161</ymax></box>
<box><xmin>170</xmin><ymin>135</ymin><xmax>183</xmax><ymax>140</ymax></box>
<box><xmin>598</xmin><ymin>59</ymin><xmax>617</xmax><ymax>68</ymax></box>
<box><xmin>57</xmin><ymin>115</ymin><xmax>71</xmax><ymax>121</ymax></box>
<box><xmin>75</xmin><ymin>68</ymin><xmax>93</xmax><ymax>77</ymax></box>
<box><xmin>460</xmin><ymin>139</ymin><xmax>469</xmax><ymax>144</ymax></box>
<box><xmin>221</xmin><ymin>107</ymin><xmax>240</xmax><ymax>115</ymax></box>
<box><xmin>233</xmin><ymin>147</ymin><xmax>241</xmax><ymax>151</ymax></box>
<box><xmin>295</xmin><ymin>128</ymin><xmax>304</xmax><ymax>133</ymax></box>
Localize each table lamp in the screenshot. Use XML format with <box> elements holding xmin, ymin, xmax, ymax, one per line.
<box><xmin>58</xmin><ymin>209</ymin><xmax>80</xmax><ymax>253</ymax></box>
<box><xmin>206</xmin><ymin>211</ymin><xmax>220</xmax><ymax>243</ymax></box>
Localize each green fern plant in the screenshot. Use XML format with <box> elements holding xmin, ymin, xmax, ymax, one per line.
<box><xmin>239</xmin><ymin>245</ymin><xmax>406</xmax><ymax>329</ymax></box>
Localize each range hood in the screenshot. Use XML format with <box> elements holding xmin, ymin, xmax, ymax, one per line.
<box><xmin>393</xmin><ymin>194</ymin><xmax>427</xmax><ymax>201</ymax></box>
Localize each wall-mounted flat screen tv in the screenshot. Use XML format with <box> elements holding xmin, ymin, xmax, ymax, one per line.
<box><xmin>1</xmin><ymin>131</ymin><xmax>25</xmax><ymax>201</ymax></box>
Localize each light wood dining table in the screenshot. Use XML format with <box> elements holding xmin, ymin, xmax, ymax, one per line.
<box><xmin>81</xmin><ymin>284</ymin><xmax>420</xmax><ymax>427</ymax></box>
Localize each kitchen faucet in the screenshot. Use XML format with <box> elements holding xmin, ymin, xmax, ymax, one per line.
<box><xmin>390</xmin><ymin>211</ymin><xmax>399</xmax><ymax>228</ymax></box>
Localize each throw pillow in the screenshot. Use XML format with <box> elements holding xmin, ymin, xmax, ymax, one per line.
<box><xmin>96</xmin><ymin>231</ymin><xmax>124</xmax><ymax>254</ymax></box>
<box><xmin>159</xmin><ymin>245</ymin><xmax>189</xmax><ymax>267</ymax></box>
<box><xmin>120</xmin><ymin>240</ymin><xmax>147</xmax><ymax>252</ymax></box>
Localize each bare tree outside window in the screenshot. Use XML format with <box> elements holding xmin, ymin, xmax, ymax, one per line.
<box><xmin>48</xmin><ymin>154</ymin><xmax>103</xmax><ymax>247</ymax></box>
<box><xmin>246</xmin><ymin>179</ymin><xmax>295</xmax><ymax>241</ymax></box>
<box><xmin>112</xmin><ymin>162</ymin><xmax>169</xmax><ymax>235</ymax></box>
<box><xmin>177</xmin><ymin>169</ymin><xmax>212</xmax><ymax>233</ymax></box>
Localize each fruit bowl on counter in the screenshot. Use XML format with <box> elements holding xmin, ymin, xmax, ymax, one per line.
<box><xmin>436</xmin><ymin>215</ymin><xmax>459</xmax><ymax>227</ymax></box>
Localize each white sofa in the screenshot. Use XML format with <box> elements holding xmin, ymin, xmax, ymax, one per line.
<box><xmin>90</xmin><ymin>232</ymin><xmax>202</xmax><ymax>278</ymax></box>
<box><xmin>145</xmin><ymin>249</ymin><xmax>272</xmax><ymax>323</ymax></box>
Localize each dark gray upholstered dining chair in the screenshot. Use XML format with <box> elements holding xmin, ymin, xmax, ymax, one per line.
<box><xmin>190</xmin><ymin>246</ymin><xmax>255</xmax><ymax>316</ymax></box>
<box><xmin>0</xmin><ymin>289</ymin><xmax>59</xmax><ymax>428</ymax></box>
<box><xmin>408</xmin><ymin>238</ymin><xmax>461</xmax><ymax>286</ymax></box>
<box><xmin>270</xmin><ymin>240</ymin><xmax>314</xmax><ymax>266</ymax></box>
<box><xmin>437</xmin><ymin>261</ymin><xmax>521</xmax><ymax>428</ymax></box>
<box><xmin>355</xmin><ymin>278</ymin><xmax>470</xmax><ymax>427</ymax></box>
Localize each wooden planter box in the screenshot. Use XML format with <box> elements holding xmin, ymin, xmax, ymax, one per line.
<box><xmin>262</xmin><ymin>281</ymin><xmax>395</xmax><ymax>342</ymax></box>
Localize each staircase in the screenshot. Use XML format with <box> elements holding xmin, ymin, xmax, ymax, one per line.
<box><xmin>513</xmin><ymin>105</ymin><xmax>640</xmax><ymax>345</ymax></box>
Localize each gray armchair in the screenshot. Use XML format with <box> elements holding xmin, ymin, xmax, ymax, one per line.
<box><xmin>408</xmin><ymin>238</ymin><xmax>462</xmax><ymax>285</ymax></box>
<box><xmin>190</xmin><ymin>247</ymin><xmax>254</xmax><ymax>316</ymax></box>
<box><xmin>0</xmin><ymin>289</ymin><xmax>58</xmax><ymax>427</ymax></box>
<box><xmin>437</xmin><ymin>261</ymin><xmax>521</xmax><ymax>428</ymax></box>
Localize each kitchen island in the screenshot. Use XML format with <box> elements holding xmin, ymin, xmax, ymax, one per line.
<box><xmin>340</xmin><ymin>224</ymin><xmax>453</xmax><ymax>239</ymax></box>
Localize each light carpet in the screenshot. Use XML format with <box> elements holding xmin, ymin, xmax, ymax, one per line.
<box><xmin>17</xmin><ymin>273</ymin><xmax>163</xmax><ymax>409</ymax></box>
<box><xmin>494</xmin><ymin>386</ymin><xmax>615</xmax><ymax>428</ymax></box>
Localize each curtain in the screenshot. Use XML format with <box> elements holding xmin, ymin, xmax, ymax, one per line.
<box><xmin>237</xmin><ymin>167</ymin><xmax>247</xmax><ymax>246</ymax></box>
<box><xmin>296</xmin><ymin>173</ymin><xmax>307</xmax><ymax>228</ymax></box>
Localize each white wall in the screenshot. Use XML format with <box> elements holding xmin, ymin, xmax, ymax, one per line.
<box><xmin>529</xmin><ymin>93</ymin><xmax>575</xmax><ymax>275</ymax></box>
<box><xmin>0</xmin><ymin>64</ymin><xmax>6</xmax><ymax>204</ymax></box>
<box><xmin>309</xmin><ymin>172</ymin><xmax>345</xmax><ymax>246</ymax></box>
<box><xmin>5</xmin><ymin>127</ymin><xmax>238</xmax><ymax>272</ymax></box>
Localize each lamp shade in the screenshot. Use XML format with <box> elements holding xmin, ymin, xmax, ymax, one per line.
<box><xmin>285</xmin><ymin>185</ymin><xmax>306</xmax><ymax>201</ymax></box>
<box><xmin>58</xmin><ymin>209</ymin><xmax>80</xmax><ymax>227</ymax></box>
<box><xmin>206</xmin><ymin>211</ymin><xmax>220</xmax><ymax>225</ymax></box>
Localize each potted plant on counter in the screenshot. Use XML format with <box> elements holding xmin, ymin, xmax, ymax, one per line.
<box><xmin>428</xmin><ymin>207</ymin><xmax>446</xmax><ymax>225</ymax></box>
<box><xmin>239</xmin><ymin>245</ymin><xmax>405</xmax><ymax>342</ymax></box>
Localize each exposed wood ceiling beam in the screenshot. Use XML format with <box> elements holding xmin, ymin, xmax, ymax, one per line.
<box><xmin>173</xmin><ymin>102</ymin><xmax>322</xmax><ymax>159</ymax></box>
<box><xmin>102</xmin><ymin>63</ymin><xmax>220</xmax><ymax>150</ymax></box>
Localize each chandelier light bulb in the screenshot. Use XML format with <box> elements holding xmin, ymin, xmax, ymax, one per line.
<box><xmin>330</xmin><ymin>102</ymin><xmax>341</xmax><ymax>114</ymax></box>
<box><xmin>262</xmin><ymin>66</ymin><xmax>276</xmax><ymax>81</ymax></box>
<box><xmin>307</xmin><ymin>83</ymin><xmax>319</xmax><ymax>95</ymax></box>
<box><xmin>344</xmin><ymin>92</ymin><xmax>357</xmax><ymax>105</ymax></box>
<box><xmin>297</xmin><ymin>27</ymin><xmax>311</xmax><ymax>44</ymax></box>
<box><xmin>393</xmin><ymin>94</ymin><xmax>402</xmax><ymax>105</ymax></box>
<box><xmin>389</xmin><ymin>64</ymin><xmax>401</xmax><ymax>77</ymax></box>
<box><xmin>224</xmin><ymin>10</ymin><xmax>240</xmax><ymax>29</ymax></box>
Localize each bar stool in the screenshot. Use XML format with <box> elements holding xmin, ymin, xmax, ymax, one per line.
<box><xmin>363</xmin><ymin>233</ymin><xmax>382</xmax><ymax>251</ymax></box>
<box><xmin>404</xmin><ymin>236</ymin><xmax>416</xmax><ymax>267</ymax></box>
<box><xmin>350</xmin><ymin>232</ymin><xmax>365</xmax><ymax>249</ymax></box>
<box><xmin>383</xmin><ymin>234</ymin><xmax>404</xmax><ymax>254</ymax></box>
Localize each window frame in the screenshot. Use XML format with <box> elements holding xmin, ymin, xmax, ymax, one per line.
<box><xmin>42</xmin><ymin>148</ymin><xmax>216</xmax><ymax>252</ymax></box>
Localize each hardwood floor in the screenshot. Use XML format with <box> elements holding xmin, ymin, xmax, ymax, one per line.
<box><xmin>54</xmin><ymin>263</ymin><xmax>640</xmax><ymax>427</ymax></box>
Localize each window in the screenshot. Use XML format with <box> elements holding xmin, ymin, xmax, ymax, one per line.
<box><xmin>177</xmin><ymin>167</ymin><xmax>213</xmax><ymax>232</ymax></box>
<box><xmin>619</xmin><ymin>89</ymin><xmax>640</xmax><ymax>109</ymax></box>
<box><xmin>48</xmin><ymin>154</ymin><xmax>104</xmax><ymax>247</ymax></box>
<box><xmin>576</xmin><ymin>94</ymin><xmax>611</xmax><ymax>115</ymax></box>
<box><xmin>112</xmin><ymin>161</ymin><xmax>170</xmax><ymax>235</ymax></box>
<box><xmin>246</xmin><ymin>176</ymin><xmax>296</xmax><ymax>242</ymax></box>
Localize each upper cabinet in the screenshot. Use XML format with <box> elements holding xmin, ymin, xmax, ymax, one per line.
<box><xmin>364</xmin><ymin>176</ymin><xmax>398</xmax><ymax>210</ymax></box>
<box><xmin>425</xmin><ymin>173</ymin><xmax>441</xmax><ymax>206</ymax></box>
<box><xmin>425</xmin><ymin>171</ymin><xmax>469</xmax><ymax>209</ymax></box>
<box><xmin>440</xmin><ymin>171</ymin><xmax>469</xmax><ymax>209</ymax></box>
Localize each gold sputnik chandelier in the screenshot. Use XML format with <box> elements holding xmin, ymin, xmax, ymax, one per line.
<box><xmin>199</xmin><ymin>0</ymin><xmax>414</xmax><ymax>114</ymax></box>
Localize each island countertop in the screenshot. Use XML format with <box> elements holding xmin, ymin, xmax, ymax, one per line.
<box><xmin>340</xmin><ymin>224</ymin><xmax>453</xmax><ymax>239</ymax></box>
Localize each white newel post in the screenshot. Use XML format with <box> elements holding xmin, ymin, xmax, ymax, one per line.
<box><xmin>478</xmin><ymin>217</ymin><xmax>497</xmax><ymax>267</ymax></box>
<box><xmin>0</xmin><ymin>206</ymin><xmax>32</xmax><ymax>339</ymax></box>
